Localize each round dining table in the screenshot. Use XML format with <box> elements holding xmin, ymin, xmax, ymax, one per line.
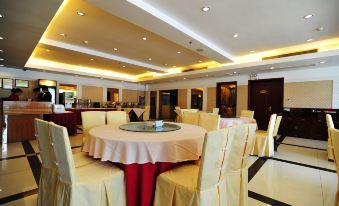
<box><xmin>83</xmin><ymin>123</ymin><xmax>206</xmax><ymax>206</ymax></box>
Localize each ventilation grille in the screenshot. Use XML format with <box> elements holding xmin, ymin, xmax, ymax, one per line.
<box><xmin>262</xmin><ymin>49</ymin><xmax>318</xmax><ymax>60</ymax></box>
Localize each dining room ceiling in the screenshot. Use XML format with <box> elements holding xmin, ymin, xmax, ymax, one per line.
<box><xmin>1</xmin><ymin>0</ymin><xmax>339</xmax><ymax>82</ymax></box>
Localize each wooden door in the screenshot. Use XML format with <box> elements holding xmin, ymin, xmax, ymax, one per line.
<box><xmin>248</xmin><ymin>78</ymin><xmax>284</xmax><ymax>130</ymax></box>
<box><xmin>216</xmin><ymin>82</ymin><xmax>237</xmax><ymax>117</ymax></box>
<box><xmin>150</xmin><ymin>91</ymin><xmax>157</xmax><ymax>119</ymax></box>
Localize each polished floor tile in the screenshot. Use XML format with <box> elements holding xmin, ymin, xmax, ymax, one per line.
<box><xmin>2</xmin><ymin>194</ymin><xmax>37</xmax><ymax>206</ymax></box>
<box><xmin>248</xmin><ymin>197</ymin><xmax>269</xmax><ymax>206</ymax></box>
<box><xmin>320</xmin><ymin>170</ymin><xmax>337</xmax><ymax>206</ymax></box>
<box><xmin>28</xmin><ymin>140</ymin><xmax>39</xmax><ymax>154</ymax></box>
<box><xmin>0</xmin><ymin>157</ymin><xmax>31</xmax><ymax>176</ymax></box>
<box><xmin>1</xmin><ymin>143</ymin><xmax>25</xmax><ymax>158</ymax></box>
<box><xmin>283</xmin><ymin>136</ymin><xmax>327</xmax><ymax>150</ymax></box>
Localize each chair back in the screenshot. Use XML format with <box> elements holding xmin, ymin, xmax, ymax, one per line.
<box><xmin>240</xmin><ymin>110</ymin><xmax>254</xmax><ymax>119</ymax></box>
<box><xmin>35</xmin><ymin>119</ymin><xmax>55</xmax><ymax>168</ymax></box>
<box><xmin>107</xmin><ymin>111</ymin><xmax>127</xmax><ymax>125</ymax></box>
<box><xmin>212</xmin><ymin>108</ymin><xmax>219</xmax><ymax>114</ymax></box>
<box><xmin>273</xmin><ymin>115</ymin><xmax>282</xmax><ymax>137</ymax></box>
<box><xmin>199</xmin><ymin>113</ymin><xmax>220</xmax><ymax>132</ymax></box>
<box><xmin>326</xmin><ymin>114</ymin><xmax>335</xmax><ymax>129</ymax></box>
<box><xmin>117</xmin><ymin>105</ymin><xmax>122</xmax><ymax>111</ymax></box>
<box><xmin>197</xmin><ymin>128</ymin><xmax>233</xmax><ymax>190</ymax></box>
<box><xmin>81</xmin><ymin>111</ymin><xmax>106</xmax><ymax>134</ymax></box>
<box><xmin>143</xmin><ymin>106</ymin><xmax>150</xmax><ymax>121</ymax></box>
<box><xmin>175</xmin><ymin>106</ymin><xmax>181</xmax><ymax>110</ymax></box>
<box><xmin>267</xmin><ymin>114</ymin><xmax>277</xmax><ymax>137</ymax></box>
<box><xmin>182</xmin><ymin>111</ymin><xmax>200</xmax><ymax>126</ymax></box>
<box><xmin>330</xmin><ymin>128</ymin><xmax>339</xmax><ymax>168</ymax></box>
<box><xmin>49</xmin><ymin>122</ymin><xmax>76</xmax><ymax>184</ymax></box>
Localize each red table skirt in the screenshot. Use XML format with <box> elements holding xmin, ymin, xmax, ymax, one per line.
<box><xmin>43</xmin><ymin>112</ymin><xmax>77</xmax><ymax>136</ymax></box>
<box><xmin>117</xmin><ymin>162</ymin><xmax>190</xmax><ymax>206</ymax></box>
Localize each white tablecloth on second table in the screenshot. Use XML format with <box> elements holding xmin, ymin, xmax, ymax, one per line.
<box><xmin>83</xmin><ymin>123</ymin><xmax>206</xmax><ymax>164</ymax></box>
<box><xmin>219</xmin><ymin>117</ymin><xmax>257</xmax><ymax>128</ymax></box>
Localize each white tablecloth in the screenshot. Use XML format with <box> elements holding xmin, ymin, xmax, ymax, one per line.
<box><xmin>219</xmin><ymin>117</ymin><xmax>257</xmax><ymax>128</ymax></box>
<box><xmin>83</xmin><ymin>123</ymin><xmax>206</xmax><ymax>164</ymax></box>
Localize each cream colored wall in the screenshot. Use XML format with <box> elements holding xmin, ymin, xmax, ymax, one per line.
<box><xmin>207</xmin><ymin>87</ymin><xmax>216</xmax><ymax>112</ymax></box>
<box><xmin>82</xmin><ymin>85</ymin><xmax>103</xmax><ymax>103</ymax></box>
<box><xmin>122</xmin><ymin>89</ymin><xmax>145</xmax><ymax>102</ymax></box>
<box><xmin>236</xmin><ymin>85</ymin><xmax>248</xmax><ymax>116</ymax></box>
<box><xmin>284</xmin><ymin>80</ymin><xmax>332</xmax><ymax>108</ymax></box>
<box><xmin>177</xmin><ymin>89</ymin><xmax>187</xmax><ymax>108</ymax></box>
<box><xmin>0</xmin><ymin>80</ymin><xmax>38</xmax><ymax>101</ymax></box>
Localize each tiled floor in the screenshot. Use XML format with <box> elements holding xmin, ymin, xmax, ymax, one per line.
<box><xmin>0</xmin><ymin>135</ymin><xmax>337</xmax><ymax>206</ymax></box>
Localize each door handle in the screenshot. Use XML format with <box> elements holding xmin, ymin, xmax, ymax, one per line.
<box><xmin>268</xmin><ymin>106</ymin><xmax>272</xmax><ymax>112</ymax></box>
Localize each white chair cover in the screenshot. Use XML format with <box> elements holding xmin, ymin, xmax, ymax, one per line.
<box><xmin>327</xmin><ymin>114</ymin><xmax>335</xmax><ymax>160</ymax></box>
<box><xmin>273</xmin><ymin>115</ymin><xmax>282</xmax><ymax>139</ymax></box>
<box><xmin>143</xmin><ymin>106</ymin><xmax>150</xmax><ymax>121</ymax></box>
<box><xmin>81</xmin><ymin>111</ymin><xmax>106</xmax><ymax>145</ymax></box>
<box><xmin>35</xmin><ymin>119</ymin><xmax>58</xmax><ymax>206</ymax></box>
<box><xmin>182</xmin><ymin>111</ymin><xmax>200</xmax><ymax>126</ymax></box>
<box><xmin>199</xmin><ymin>113</ymin><xmax>220</xmax><ymax>132</ymax></box>
<box><xmin>240</xmin><ymin>110</ymin><xmax>255</xmax><ymax>119</ymax></box>
<box><xmin>49</xmin><ymin>122</ymin><xmax>126</xmax><ymax>206</ymax></box>
<box><xmin>330</xmin><ymin>128</ymin><xmax>339</xmax><ymax>205</ymax></box>
<box><xmin>154</xmin><ymin>124</ymin><xmax>257</xmax><ymax>206</ymax></box>
<box><xmin>106</xmin><ymin>111</ymin><xmax>127</xmax><ymax>125</ymax></box>
<box><xmin>212</xmin><ymin>108</ymin><xmax>219</xmax><ymax>114</ymax></box>
<box><xmin>251</xmin><ymin>114</ymin><xmax>277</xmax><ymax>157</ymax></box>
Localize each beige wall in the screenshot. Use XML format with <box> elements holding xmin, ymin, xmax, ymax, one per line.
<box><xmin>0</xmin><ymin>80</ymin><xmax>37</xmax><ymax>101</ymax></box>
<box><xmin>284</xmin><ymin>80</ymin><xmax>332</xmax><ymax>108</ymax></box>
<box><xmin>177</xmin><ymin>89</ymin><xmax>187</xmax><ymax>108</ymax></box>
<box><xmin>236</xmin><ymin>85</ymin><xmax>248</xmax><ymax>116</ymax></box>
<box><xmin>82</xmin><ymin>85</ymin><xmax>103</xmax><ymax>103</ymax></box>
<box><xmin>207</xmin><ymin>87</ymin><xmax>216</xmax><ymax>111</ymax></box>
<box><xmin>122</xmin><ymin>89</ymin><xmax>145</xmax><ymax>102</ymax></box>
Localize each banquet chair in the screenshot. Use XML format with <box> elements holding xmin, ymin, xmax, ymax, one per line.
<box><xmin>326</xmin><ymin>114</ymin><xmax>335</xmax><ymax>161</ymax></box>
<box><xmin>107</xmin><ymin>111</ymin><xmax>128</xmax><ymax>125</ymax></box>
<box><xmin>240</xmin><ymin>110</ymin><xmax>255</xmax><ymax>119</ymax></box>
<box><xmin>212</xmin><ymin>108</ymin><xmax>219</xmax><ymax>114</ymax></box>
<box><xmin>199</xmin><ymin>113</ymin><xmax>220</xmax><ymax>132</ymax></box>
<box><xmin>81</xmin><ymin>111</ymin><xmax>106</xmax><ymax>147</ymax></box>
<box><xmin>49</xmin><ymin>122</ymin><xmax>126</xmax><ymax>206</ymax></box>
<box><xmin>330</xmin><ymin>128</ymin><xmax>339</xmax><ymax>205</ymax></box>
<box><xmin>143</xmin><ymin>105</ymin><xmax>150</xmax><ymax>121</ymax></box>
<box><xmin>251</xmin><ymin>114</ymin><xmax>277</xmax><ymax>157</ymax></box>
<box><xmin>182</xmin><ymin>111</ymin><xmax>200</xmax><ymax>126</ymax></box>
<box><xmin>175</xmin><ymin>106</ymin><xmax>181</xmax><ymax>122</ymax></box>
<box><xmin>154</xmin><ymin>124</ymin><xmax>257</xmax><ymax>206</ymax></box>
<box><xmin>273</xmin><ymin>115</ymin><xmax>282</xmax><ymax>151</ymax></box>
<box><xmin>35</xmin><ymin>119</ymin><xmax>96</xmax><ymax>206</ymax></box>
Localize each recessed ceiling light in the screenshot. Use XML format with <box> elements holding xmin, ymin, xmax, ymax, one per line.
<box><xmin>0</xmin><ymin>14</ymin><xmax>3</xmax><ymax>18</ymax></box>
<box><xmin>0</xmin><ymin>64</ymin><xmax>4</xmax><ymax>67</ymax></box>
<box><xmin>0</xmin><ymin>49</ymin><xmax>3</xmax><ymax>52</ymax></box>
<box><xmin>233</xmin><ymin>34</ymin><xmax>239</xmax><ymax>38</ymax></box>
<box><xmin>304</xmin><ymin>14</ymin><xmax>313</xmax><ymax>19</ymax></box>
<box><xmin>164</xmin><ymin>63</ymin><xmax>168</xmax><ymax>66</ymax></box>
<box><xmin>113</xmin><ymin>48</ymin><xmax>118</xmax><ymax>51</ymax></box>
<box><xmin>148</xmin><ymin>58</ymin><xmax>152</xmax><ymax>61</ymax></box>
<box><xmin>201</xmin><ymin>6</ymin><xmax>210</xmax><ymax>12</ymax></box>
<box><xmin>77</xmin><ymin>11</ymin><xmax>85</xmax><ymax>16</ymax></box>
<box><xmin>306</xmin><ymin>38</ymin><xmax>313</xmax><ymax>42</ymax></box>
<box><xmin>315</xmin><ymin>27</ymin><xmax>324</xmax><ymax>31</ymax></box>
<box><xmin>319</xmin><ymin>61</ymin><xmax>326</xmax><ymax>64</ymax></box>
<box><xmin>46</xmin><ymin>49</ymin><xmax>50</xmax><ymax>52</ymax></box>
<box><xmin>249</xmin><ymin>50</ymin><xmax>255</xmax><ymax>53</ymax></box>
<box><xmin>83</xmin><ymin>40</ymin><xmax>89</xmax><ymax>44</ymax></box>
<box><xmin>270</xmin><ymin>66</ymin><xmax>275</xmax><ymax>70</ymax></box>
<box><xmin>233</xmin><ymin>71</ymin><xmax>237</xmax><ymax>74</ymax></box>
<box><xmin>205</xmin><ymin>75</ymin><xmax>209</xmax><ymax>77</ymax></box>
<box><xmin>59</xmin><ymin>33</ymin><xmax>66</xmax><ymax>36</ymax></box>
<box><xmin>90</xmin><ymin>58</ymin><xmax>94</xmax><ymax>61</ymax></box>
<box><xmin>122</xmin><ymin>65</ymin><xmax>126</xmax><ymax>67</ymax></box>
<box><xmin>177</xmin><ymin>51</ymin><xmax>181</xmax><ymax>54</ymax></box>
<box><xmin>142</xmin><ymin>37</ymin><xmax>147</xmax><ymax>41</ymax></box>
<box><xmin>199</xmin><ymin>60</ymin><xmax>203</xmax><ymax>63</ymax></box>
<box><xmin>183</xmin><ymin>77</ymin><xmax>187</xmax><ymax>80</ymax></box>
<box><xmin>0</xmin><ymin>37</ymin><xmax>3</xmax><ymax>40</ymax></box>
<box><xmin>0</xmin><ymin>58</ymin><xmax>4</xmax><ymax>61</ymax></box>
<box><xmin>172</xmin><ymin>66</ymin><xmax>176</xmax><ymax>68</ymax></box>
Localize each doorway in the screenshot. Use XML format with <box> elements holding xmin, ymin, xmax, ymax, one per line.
<box><xmin>159</xmin><ymin>90</ymin><xmax>178</xmax><ymax>120</ymax></box>
<box><xmin>150</xmin><ymin>91</ymin><xmax>157</xmax><ymax>119</ymax></box>
<box><xmin>216</xmin><ymin>82</ymin><xmax>237</xmax><ymax>117</ymax></box>
<box><xmin>191</xmin><ymin>88</ymin><xmax>203</xmax><ymax>110</ymax></box>
<box><xmin>107</xmin><ymin>88</ymin><xmax>119</xmax><ymax>102</ymax></box>
<box><xmin>248</xmin><ymin>78</ymin><xmax>284</xmax><ymax>130</ymax></box>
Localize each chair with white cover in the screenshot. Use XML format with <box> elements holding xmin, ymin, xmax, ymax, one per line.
<box><xmin>143</xmin><ymin>106</ymin><xmax>150</xmax><ymax>121</ymax></box>
<box><xmin>154</xmin><ymin>124</ymin><xmax>257</xmax><ymax>206</ymax></box>
<box><xmin>240</xmin><ymin>110</ymin><xmax>254</xmax><ymax>119</ymax></box>
<box><xmin>81</xmin><ymin>111</ymin><xmax>106</xmax><ymax>145</ymax></box>
<box><xmin>212</xmin><ymin>108</ymin><xmax>219</xmax><ymax>114</ymax></box>
<box><xmin>273</xmin><ymin>115</ymin><xmax>282</xmax><ymax>151</ymax></box>
<box><xmin>49</xmin><ymin>122</ymin><xmax>126</xmax><ymax>206</ymax></box>
<box><xmin>326</xmin><ymin>114</ymin><xmax>335</xmax><ymax>161</ymax></box>
<box><xmin>330</xmin><ymin>128</ymin><xmax>339</xmax><ymax>205</ymax></box>
<box><xmin>182</xmin><ymin>111</ymin><xmax>200</xmax><ymax>126</ymax></box>
<box><xmin>199</xmin><ymin>113</ymin><xmax>220</xmax><ymax>132</ymax></box>
<box><xmin>251</xmin><ymin>114</ymin><xmax>277</xmax><ymax>157</ymax></box>
<box><xmin>107</xmin><ymin>111</ymin><xmax>127</xmax><ymax>125</ymax></box>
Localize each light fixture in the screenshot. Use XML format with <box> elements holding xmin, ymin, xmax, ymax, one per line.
<box><xmin>77</xmin><ymin>11</ymin><xmax>85</xmax><ymax>16</ymax></box>
<box><xmin>249</xmin><ymin>50</ymin><xmax>255</xmax><ymax>53</ymax></box>
<box><xmin>177</xmin><ymin>51</ymin><xmax>181</xmax><ymax>54</ymax></box>
<box><xmin>319</xmin><ymin>61</ymin><xmax>326</xmax><ymax>64</ymax></box>
<box><xmin>205</xmin><ymin>75</ymin><xmax>209</xmax><ymax>77</ymax></box>
<box><xmin>0</xmin><ymin>49</ymin><xmax>3</xmax><ymax>52</ymax></box>
<box><xmin>172</xmin><ymin>66</ymin><xmax>176</xmax><ymax>68</ymax></box>
<box><xmin>46</xmin><ymin>49</ymin><xmax>50</xmax><ymax>52</ymax></box>
<box><xmin>0</xmin><ymin>36</ymin><xmax>3</xmax><ymax>40</ymax></box>
<box><xmin>113</xmin><ymin>48</ymin><xmax>118</xmax><ymax>51</ymax></box>
<box><xmin>201</xmin><ymin>6</ymin><xmax>210</xmax><ymax>12</ymax></box>
<box><xmin>0</xmin><ymin>14</ymin><xmax>3</xmax><ymax>18</ymax></box>
<box><xmin>183</xmin><ymin>77</ymin><xmax>187</xmax><ymax>80</ymax></box>
<box><xmin>306</xmin><ymin>38</ymin><xmax>313</xmax><ymax>42</ymax></box>
<box><xmin>304</xmin><ymin>14</ymin><xmax>313</xmax><ymax>19</ymax></box>
<box><xmin>148</xmin><ymin>58</ymin><xmax>152</xmax><ymax>61</ymax></box>
<box><xmin>0</xmin><ymin>64</ymin><xmax>4</xmax><ymax>67</ymax></box>
<box><xmin>90</xmin><ymin>58</ymin><xmax>94</xmax><ymax>61</ymax></box>
<box><xmin>122</xmin><ymin>65</ymin><xmax>126</xmax><ymax>67</ymax></box>
<box><xmin>233</xmin><ymin>71</ymin><xmax>237</xmax><ymax>74</ymax></box>
<box><xmin>59</xmin><ymin>33</ymin><xmax>66</xmax><ymax>36</ymax></box>
<box><xmin>270</xmin><ymin>66</ymin><xmax>275</xmax><ymax>70</ymax></box>
<box><xmin>83</xmin><ymin>40</ymin><xmax>89</xmax><ymax>44</ymax></box>
<box><xmin>0</xmin><ymin>58</ymin><xmax>4</xmax><ymax>61</ymax></box>
<box><xmin>315</xmin><ymin>27</ymin><xmax>324</xmax><ymax>31</ymax></box>
<box><xmin>232</xmin><ymin>34</ymin><xmax>239</xmax><ymax>38</ymax></box>
<box><xmin>142</xmin><ymin>37</ymin><xmax>147</xmax><ymax>41</ymax></box>
<box><xmin>199</xmin><ymin>60</ymin><xmax>203</xmax><ymax>63</ymax></box>
<box><xmin>164</xmin><ymin>63</ymin><xmax>168</xmax><ymax>66</ymax></box>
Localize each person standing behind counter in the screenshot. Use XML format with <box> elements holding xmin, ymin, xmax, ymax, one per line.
<box><xmin>7</xmin><ymin>88</ymin><xmax>23</xmax><ymax>101</ymax></box>
<box><xmin>39</xmin><ymin>86</ymin><xmax>52</xmax><ymax>102</ymax></box>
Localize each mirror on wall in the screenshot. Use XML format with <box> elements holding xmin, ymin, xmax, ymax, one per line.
<box><xmin>216</xmin><ymin>82</ymin><xmax>237</xmax><ymax>117</ymax></box>
<box><xmin>191</xmin><ymin>88</ymin><xmax>203</xmax><ymax>110</ymax></box>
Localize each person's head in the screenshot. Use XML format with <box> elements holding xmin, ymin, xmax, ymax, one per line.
<box><xmin>16</xmin><ymin>88</ymin><xmax>23</xmax><ymax>96</ymax></box>
<box><xmin>41</xmin><ymin>86</ymin><xmax>49</xmax><ymax>92</ymax></box>
<box><xmin>11</xmin><ymin>88</ymin><xmax>17</xmax><ymax>94</ymax></box>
